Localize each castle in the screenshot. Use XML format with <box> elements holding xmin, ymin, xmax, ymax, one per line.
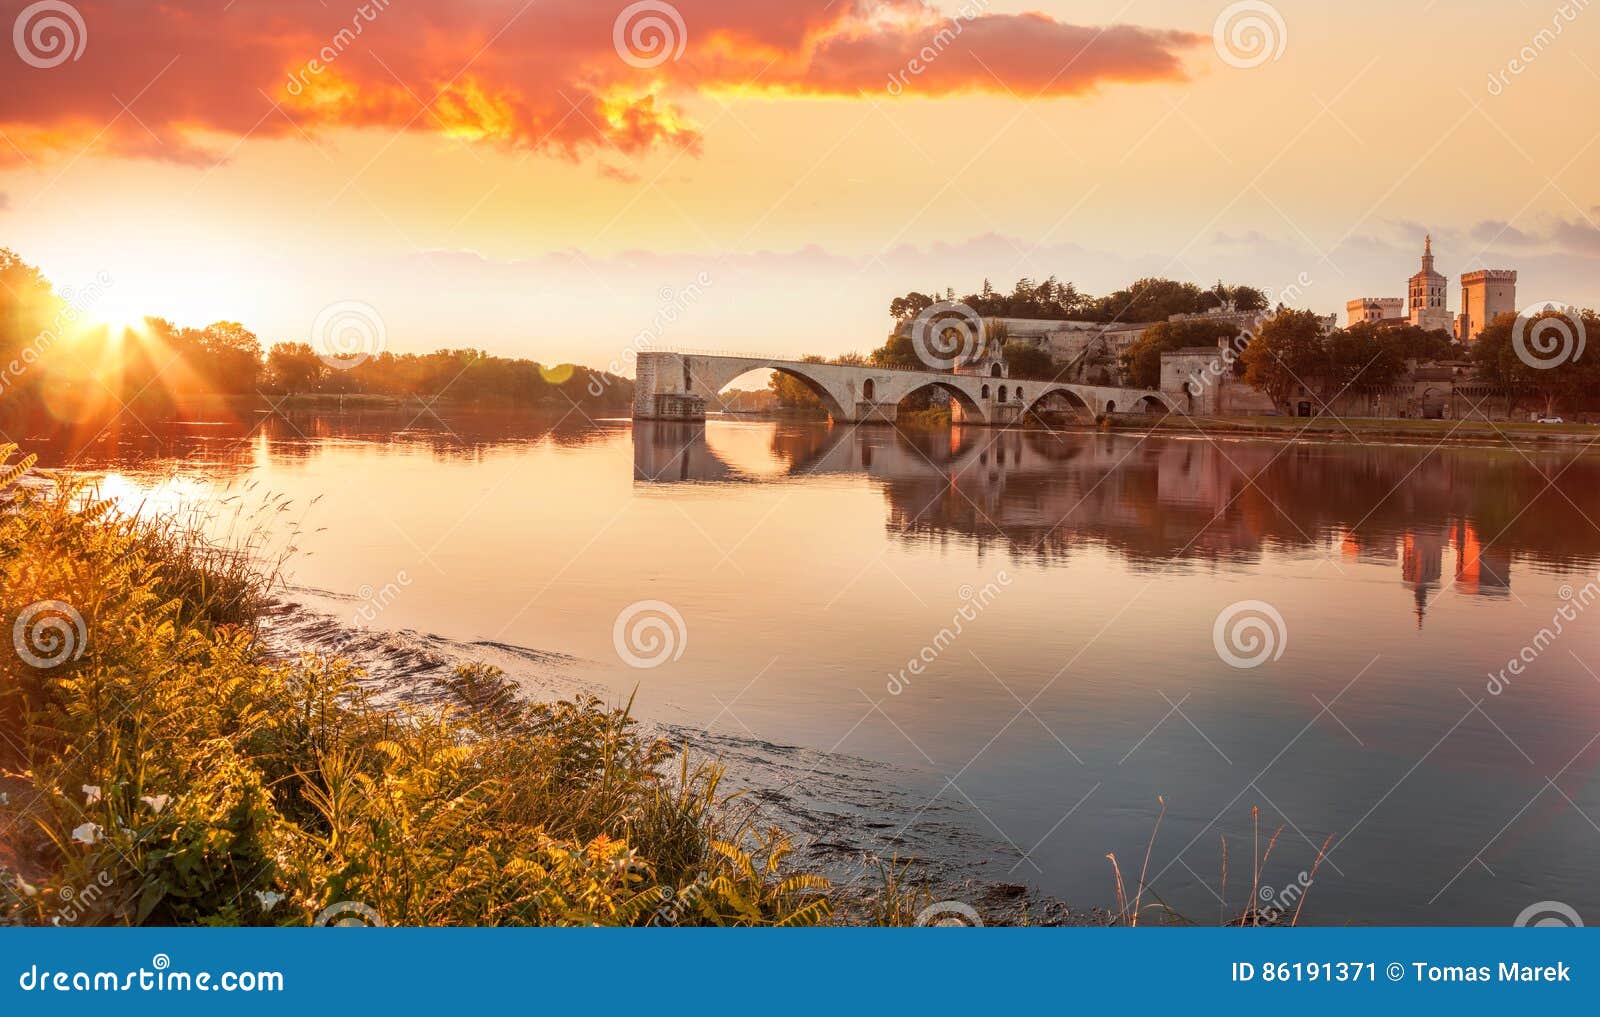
<box><xmin>1344</xmin><ymin>236</ymin><xmax>1516</xmax><ymax>341</ymax></box>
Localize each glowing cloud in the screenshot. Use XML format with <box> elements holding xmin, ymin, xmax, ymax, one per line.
<box><xmin>0</xmin><ymin>0</ymin><xmax>1204</xmax><ymax>168</ymax></box>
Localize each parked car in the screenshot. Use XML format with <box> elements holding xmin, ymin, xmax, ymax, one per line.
<box><xmin>1536</xmin><ymin>417</ymin><xmax>1565</xmax><ymax>424</ymax></box>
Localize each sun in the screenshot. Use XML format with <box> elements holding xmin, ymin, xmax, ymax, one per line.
<box><xmin>86</xmin><ymin>295</ymin><xmax>150</xmax><ymax>340</ymax></box>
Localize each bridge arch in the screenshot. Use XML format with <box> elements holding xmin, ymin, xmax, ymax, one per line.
<box><xmin>896</xmin><ymin>379</ymin><xmax>988</xmax><ymax>424</ymax></box>
<box><xmin>1023</xmin><ymin>386</ymin><xmax>1096</xmax><ymax>421</ymax></box>
<box><xmin>700</xmin><ymin>361</ymin><xmax>853</xmax><ymax>421</ymax></box>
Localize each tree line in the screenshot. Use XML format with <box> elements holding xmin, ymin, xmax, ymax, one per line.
<box><xmin>890</xmin><ymin>276</ymin><xmax>1268</xmax><ymax>325</ymax></box>
<box><xmin>0</xmin><ymin>249</ymin><xmax>632</xmax><ymax>422</ymax></box>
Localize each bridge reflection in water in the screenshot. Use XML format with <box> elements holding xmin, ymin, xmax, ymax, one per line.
<box><xmin>635</xmin><ymin>419</ymin><xmax>1600</xmax><ymax>628</ymax></box>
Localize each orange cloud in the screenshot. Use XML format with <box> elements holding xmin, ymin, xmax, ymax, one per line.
<box><xmin>0</xmin><ymin>0</ymin><xmax>1203</xmax><ymax>167</ymax></box>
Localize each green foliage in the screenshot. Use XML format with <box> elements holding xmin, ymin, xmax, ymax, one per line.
<box><xmin>0</xmin><ymin>450</ymin><xmax>829</xmax><ymax>927</ymax></box>
<box><xmin>1471</xmin><ymin>308</ymin><xmax>1599</xmax><ymax>418</ymax></box>
<box><xmin>1120</xmin><ymin>319</ymin><xmax>1244</xmax><ymax>390</ymax></box>
<box><xmin>768</xmin><ymin>354</ymin><xmax>829</xmax><ymax>412</ymax></box>
<box><xmin>999</xmin><ymin>342</ymin><xmax>1056</xmax><ymax>381</ymax></box>
<box><xmin>889</xmin><ymin>276</ymin><xmax>1266</xmax><ymax>326</ymax></box>
<box><xmin>0</xmin><ymin>249</ymin><xmax>633</xmax><ymax>423</ymax></box>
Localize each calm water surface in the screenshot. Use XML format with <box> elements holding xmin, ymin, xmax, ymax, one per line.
<box><xmin>19</xmin><ymin>410</ymin><xmax>1600</xmax><ymax>925</ymax></box>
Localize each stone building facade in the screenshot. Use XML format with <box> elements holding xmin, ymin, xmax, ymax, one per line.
<box><xmin>1347</xmin><ymin>297</ymin><xmax>1403</xmax><ymax>326</ymax></box>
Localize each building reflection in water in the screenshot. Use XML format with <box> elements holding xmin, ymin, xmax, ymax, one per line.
<box><xmin>633</xmin><ymin>419</ymin><xmax>1600</xmax><ymax>628</ymax></box>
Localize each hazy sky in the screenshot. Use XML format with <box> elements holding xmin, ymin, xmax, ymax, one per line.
<box><xmin>3</xmin><ymin>0</ymin><xmax>1598</xmax><ymax>368</ymax></box>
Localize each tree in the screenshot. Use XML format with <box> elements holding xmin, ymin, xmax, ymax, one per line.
<box><xmin>1001</xmin><ymin>342</ymin><xmax>1056</xmax><ymax>380</ymax></box>
<box><xmin>267</xmin><ymin>342</ymin><xmax>326</xmax><ymax>394</ymax></box>
<box><xmin>889</xmin><ymin>291</ymin><xmax>934</xmax><ymax>322</ymax></box>
<box><xmin>196</xmin><ymin>321</ymin><xmax>264</xmax><ymax>393</ymax></box>
<box><xmin>0</xmin><ymin>248</ymin><xmax>66</xmax><ymax>405</ymax></box>
<box><xmin>1120</xmin><ymin>318</ymin><xmax>1242</xmax><ymax>390</ymax></box>
<box><xmin>868</xmin><ymin>332</ymin><xmax>923</xmax><ymax>371</ymax></box>
<box><xmin>1471</xmin><ymin>308</ymin><xmax>1597</xmax><ymax>418</ymax></box>
<box><xmin>1090</xmin><ymin>277</ymin><xmax>1207</xmax><ymax>323</ymax></box>
<box><xmin>768</xmin><ymin>355</ymin><xmax>827</xmax><ymax>411</ymax></box>
<box><xmin>1240</xmin><ymin>309</ymin><xmax>1328</xmax><ymax>412</ymax></box>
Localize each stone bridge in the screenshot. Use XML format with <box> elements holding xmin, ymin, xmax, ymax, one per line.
<box><xmin>632</xmin><ymin>351</ymin><xmax>1178</xmax><ymax>425</ymax></box>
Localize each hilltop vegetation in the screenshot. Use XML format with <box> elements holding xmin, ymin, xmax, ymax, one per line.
<box><xmin>889</xmin><ymin>276</ymin><xmax>1268</xmax><ymax>325</ymax></box>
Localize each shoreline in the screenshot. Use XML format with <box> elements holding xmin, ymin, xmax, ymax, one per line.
<box><xmin>261</xmin><ymin>595</ymin><xmax>1103</xmax><ymax>926</ymax></box>
<box><xmin>1102</xmin><ymin>414</ymin><xmax>1600</xmax><ymax>450</ymax></box>
<box><xmin>718</xmin><ymin>412</ymin><xmax>1600</xmax><ymax>452</ymax></box>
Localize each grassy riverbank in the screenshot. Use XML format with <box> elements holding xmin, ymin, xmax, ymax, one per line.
<box><xmin>0</xmin><ymin>445</ymin><xmax>830</xmax><ymax>926</ymax></box>
<box><xmin>1107</xmin><ymin>414</ymin><xmax>1600</xmax><ymax>447</ymax></box>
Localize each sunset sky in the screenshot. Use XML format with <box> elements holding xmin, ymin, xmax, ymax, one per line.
<box><xmin>3</xmin><ymin>0</ymin><xmax>1599</xmax><ymax>368</ymax></box>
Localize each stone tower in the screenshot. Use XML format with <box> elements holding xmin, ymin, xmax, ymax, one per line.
<box><xmin>1457</xmin><ymin>269</ymin><xmax>1518</xmax><ymax>341</ymax></box>
<box><xmin>1408</xmin><ymin>235</ymin><xmax>1453</xmax><ymax>333</ymax></box>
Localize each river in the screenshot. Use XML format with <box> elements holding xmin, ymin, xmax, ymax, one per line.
<box><xmin>18</xmin><ymin>409</ymin><xmax>1600</xmax><ymax>925</ymax></box>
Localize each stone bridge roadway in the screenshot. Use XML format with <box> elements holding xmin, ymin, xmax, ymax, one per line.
<box><xmin>631</xmin><ymin>351</ymin><xmax>1178</xmax><ymax>425</ymax></box>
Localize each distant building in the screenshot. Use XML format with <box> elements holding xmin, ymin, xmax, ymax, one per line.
<box><xmin>1345</xmin><ymin>236</ymin><xmax>1508</xmax><ymax>337</ymax></box>
<box><xmin>1347</xmin><ymin>296</ymin><xmax>1404</xmax><ymax>326</ymax></box>
<box><xmin>1457</xmin><ymin>269</ymin><xmax>1518</xmax><ymax>341</ymax></box>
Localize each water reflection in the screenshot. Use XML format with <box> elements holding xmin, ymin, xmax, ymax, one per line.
<box><xmin>14</xmin><ymin>410</ymin><xmax>1600</xmax><ymax>923</ymax></box>
<box><xmin>16</xmin><ymin>407</ymin><xmax>626</xmax><ymax>478</ymax></box>
<box><xmin>636</xmin><ymin>420</ymin><xmax>1600</xmax><ymax>628</ymax></box>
